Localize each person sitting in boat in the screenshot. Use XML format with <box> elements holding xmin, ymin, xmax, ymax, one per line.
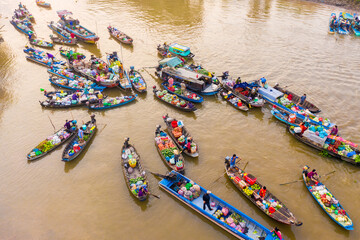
<box><xmin>72</xmin><ymin>93</ymin><xmax>78</xmax><ymax>101</ymax></box>
<box><xmin>187</xmin><ymin>102</ymin><xmax>194</xmax><ymax>109</ymax></box>
<box><xmin>221</xmin><ymin>71</ymin><xmax>229</xmax><ymax>80</ymax></box>
<box><xmin>307</xmin><ymin>169</ymin><xmax>319</xmax><ymax>185</ymax></box>
<box><xmin>330</xmin><ymin>15</ymin><xmax>336</xmax><ymax>29</ymax></box>
<box><xmin>271</xmin><ymin>227</ymin><xmax>283</xmax><ymax>240</ymax></box>
<box><xmin>299</xmin><ymin>122</ymin><xmax>308</xmax><ymax>134</ymax></box>
<box><xmin>64</xmin><ymin>120</ymin><xmax>72</xmax><ymax>131</ymax></box>
<box><xmin>97</xmin><ymin>92</ymin><xmax>103</xmax><ymax>105</ymax></box>
<box><xmin>230</xmin><ymin>154</ymin><xmax>238</xmax><ymax>169</ymax></box>
<box><xmin>203</xmin><ymin>190</ymin><xmax>213</xmax><ymax>211</ymax></box>
<box><xmin>173</xmin><ymin>149</ymin><xmax>180</xmax><ymax>164</ymax></box>
<box><xmin>185</xmin><ymin>137</ymin><xmax>193</xmax><ymax>152</ymax></box>
<box><xmin>260</xmin><ymin>77</ymin><xmax>267</xmax><ymax>87</ymax></box>
<box><xmin>298</xmin><ymin>94</ymin><xmax>306</xmax><ymax>106</ymax></box>
<box><xmin>330</xmin><ymin>125</ymin><xmax>338</xmax><ymax>136</ymax></box>
<box><xmin>138</xmin><ymin>186</ymin><xmax>147</xmax><ymax>198</ymax></box>
<box><xmin>235</xmin><ymin>77</ymin><xmax>242</xmax><ymax>84</ymax></box>
<box><xmin>259</xmin><ymin>186</ymin><xmax>267</xmax><ymax>199</ymax></box>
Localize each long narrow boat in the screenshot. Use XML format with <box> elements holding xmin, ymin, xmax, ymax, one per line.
<box><xmin>222</xmin><ymin>79</ymin><xmax>264</xmax><ymax>108</ymax></box>
<box><xmin>50</xmin><ymin>35</ymin><xmax>77</xmax><ymax>45</ymax></box>
<box><xmin>36</xmin><ymin>0</ymin><xmax>51</xmax><ymax>8</ymax></box>
<box><xmin>121</xmin><ymin>138</ymin><xmax>149</xmax><ymax>201</ymax></box>
<box><xmin>225</xmin><ymin>160</ymin><xmax>301</xmax><ymax>226</ymax></box>
<box><xmin>26</xmin><ymin>55</ymin><xmax>66</xmax><ymax>68</ymax></box>
<box><xmin>27</xmin><ymin>123</ymin><xmax>77</xmax><ymax>161</ymax></box>
<box><xmin>59</xmin><ymin>48</ymin><xmax>85</xmax><ymax>60</ymax></box>
<box><xmin>10</xmin><ymin>19</ymin><xmax>35</xmax><ymax>36</ymax></box>
<box><xmin>57</xmin><ymin>10</ymin><xmax>99</xmax><ymax>43</ymax></box>
<box><xmin>329</xmin><ymin>13</ymin><xmax>336</xmax><ymax>34</ymax></box>
<box><xmin>88</xmin><ymin>95</ymin><xmax>137</xmax><ymax>110</ymax></box>
<box><xmin>288</xmin><ymin>126</ymin><xmax>360</xmax><ymax>166</ymax></box>
<box><xmin>302</xmin><ymin>166</ymin><xmax>353</xmax><ymax>230</ymax></box>
<box><xmin>40</xmin><ymin>90</ymin><xmax>101</xmax><ymax>108</ymax></box>
<box><xmin>157</xmin><ymin>43</ymin><xmax>195</xmax><ymax>61</ymax></box>
<box><xmin>162</xmin><ymin>82</ymin><xmax>203</xmax><ymax>103</ymax></box>
<box><xmin>219</xmin><ymin>88</ymin><xmax>249</xmax><ymax>112</ymax></box>
<box><xmin>163</xmin><ymin>114</ymin><xmax>199</xmax><ymax>157</ymax></box>
<box><xmin>107</xmin><ymin>26</ymin><xmax>133</xmax><ymax>45</ymax></box>
<box><xmin>48</xmin><ymin>21</ymin><xmax>75</xmax><ymax>40</ymax></box>
<box><xmin>273</xmin><ymin>84</ymin><xmax>320</xmax><ymax>113</ymax></box>
<box><xmin>153</xmin><ymin>87</ymin><xmax>196</xmax><ymax>112</ymax></box>
<box><xmin>271</xmin><ymin>108</ymin><xmax>301</xmax><ymax>127</ymax></box>
<box><xmin>257</xmin><ymin>81</ymin><xmax>334</xmax><ymax>129</ymax></box>
<box><xmin>48</xmin><ymin>76</ymin><xmax>105</xmax><ymax>91</ymax></box>
<box><xmin>106</xmin><ymin>52</ymin><xmax>131</xmax><ymax>89</ymax></box>
<box><xmin>155</xmin><ymin>126</ymin><xmax>185</xmax><ymax>173</ymax></box>
<box><xmin>16</xmin><ymin>3</ymin><xmax>35</xmax><ymax>22</ymax></box>
<box><xmin>62</xmin><ymin>121</ymin><xmax>96</xmax><ymax>161</ymax></box>
<box><xmin>159</xmin><ymin>171</ymin><xmax>280</xmax><ymax>240</ymax></box>
<box><xmin>128</xmin><ymin>69</ymin><xmax>147</xmax><ymax>93</ymax></box>
<box><xmin>30</xmin><ymin>38</ymin><xmax>54</xmax><ymax>48</ymax></box>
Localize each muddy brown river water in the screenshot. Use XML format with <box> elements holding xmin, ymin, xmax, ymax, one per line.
<box><xmin>0</xmin><ymin>0</ymin><xmax>360</xmax><ymax>239</ymax></box>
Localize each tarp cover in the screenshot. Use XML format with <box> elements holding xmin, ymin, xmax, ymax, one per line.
<box><xmin>57</xmin><ymin>10</ymin><xmax>73</xmax><ymax>17</ymax></box>
<box><xmin>159</xmin><ymin>57</ymin><xmax>182</xmax><ymax>68</ymax></box>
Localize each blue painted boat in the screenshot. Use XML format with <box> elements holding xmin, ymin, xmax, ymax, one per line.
<box><xmin>302</xmin><ymin>167</ymin><xmax>353</xmax><ymax>230</ymax></box>
<box><xmin>10</xmin><ymin>19</ymin><xmax>34</xmax><ymax>36</ymax></box>
<box><xmin>128</xmin><ymin>68</ymin><xmax>147</xmax><ymax>93</ymax></box>
<box><xmin>257</xmin><ymin>82</ymin><xmax>334</xmax><ymax>129</ymax></box>
<box><xmin>351</xmin><ymin>14</ymin><xmax>360</xmax><ymax>36</ymax></box>
<box><xmin>337</xmin><ymin>12</ymin><xmax>350</xmax><ymax>35</ymax></box>
<box><xmin>159</xmin><ymin>171</ymin><xmax>282</xmax><ymax>240</ymax></box>
<box><xmin>26</xmin><ymin>55</ymin><xmax>66</xmax><ymax>68</ymax></box>
<box><xmin>48</xmin><ymin>21</ymin><xmax>74</xmax><ymax>40</ymax></box>
<box><xmin>88</xmin><ymin>95</ymin><xmax>137</xmax><ymax>110</ymax></box>
<box><xmin>48</xmin><ymin>76</ymin><xmax>105</xmax><ymax>91</ymax></box>
<box><xmin>271</xmin><ymin>109</ymin><xmax>300</xmax><ymax>127</ymax></box>
<box><xmin>162</xmin><ymin>82</ymin><xmax>203</xmax><ymax>103</ymax></box>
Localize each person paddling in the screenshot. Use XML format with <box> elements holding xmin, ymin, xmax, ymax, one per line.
<box><xmin>330</xmin><ymin>125</ymin><xmax>338</xmax><ymax>136</ymax></box>
<box><xmin>230</xmin><ymin>154</ymin><xmax>239</xmax><ymax>169</ymax></box>
<box><xmin>271</xmin><ymin>227</ymin><xmax>283</xmax><ymax>240</ymax></box>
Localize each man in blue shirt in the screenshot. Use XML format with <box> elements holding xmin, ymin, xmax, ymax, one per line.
<box><xmin>230</xmin><ymin>154</ymin><xmax>239</xmax><ymax>168</ymax></box>
<box><xmin>299</xmin><ymin>94</ymin><xmax>306</xmax><ymax>105</ymax></box>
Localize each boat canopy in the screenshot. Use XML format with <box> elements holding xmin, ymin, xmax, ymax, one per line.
<box><xmin>57</xmin><ymin>10</ymin><xmax>73</xmax><ymax>18</ymax></box>
<box><xmin>258</xmin><ymin>86</ymin><xmax>283</xmax><ymax>102</ymax></box>
<box><xmin>169</xmin><ymin>43</ymin><xmax>191</xmax><ymax>57</ymax></box>
<box><xmin>159</xmin><ymin>57</ymin><xmax>183</xmax><ymax>68</ymax></box>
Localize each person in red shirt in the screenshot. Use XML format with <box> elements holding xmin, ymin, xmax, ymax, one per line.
<box><xmin>299</xmin><ymin>122</ymin><xmax>308</xmax><ymax>134</ymax></box>
<box><xmin>70</xmin><ymin>32</ymin><xmax>75</xmax><ymax>39</ymax></box>
<box><xmin>259</xmin><ymin>186</ymin><xmax>267</xmax><ymax>198</ymax></box>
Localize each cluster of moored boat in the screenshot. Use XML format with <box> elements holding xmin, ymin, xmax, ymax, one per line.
<box><xmin>15</xmin><ymin>3</ymin><xmax>360</xmax><ymax>239</ymax></box>
<box><xmin>329</xmin><ymin>12</ymin><xmax>360</xmax><ymax>36</ymax></box>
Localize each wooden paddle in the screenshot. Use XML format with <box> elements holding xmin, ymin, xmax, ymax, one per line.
<box><xmin>47</xmin><ymin>115</ymin><xmax>56</xmax><ymax>132</ymax></box>
<box><xmin>280</xmin><ymin>170</ymin><xmax>336</xmax><ymax>186</ymax></box>
<box><xmin>149</xmin><ymin>192</ymin><xmax>160</xmax><ymax>199</ymax></box>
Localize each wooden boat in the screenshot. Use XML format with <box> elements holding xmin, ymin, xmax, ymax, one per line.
<box><xmin>302</xmin><ymin>166</ymin><xmax>353</xmax><ymax>230</ymax></box>
<box><xmin>121</xmin><ymin>138</ymin><xmax>149</xmax><ymax>201</ymax></box>
<box><xmin>163</xmin><ymin>114</ymin><xmax>199</xmax><ymax>157</ymax></box>
<box><xmin>157</xmin><ymin>43</ymin><xmax>194</xmax><ymax>61</ymax></box>
<box><xmin>48</xmin><ymin>21</ymin><xmax>75</xmax><ymax>40</ymax></box>
<box><xmin>15</xmin><ymin>3</ymin><xmax>35</xmax><ymax>22</ymax></box>
<box><xmin>23</xmin><ymin>46</ymin><xmax>41</xmax><ymax>55</ymax></box>
<box><xmin>27</xmin><ymin>124</ymin><xmax>77</xmax><ymax>161</ymax></box>
<box><xmin>29</xmin><ymin>38</ymin><xmax>54</xmax><ymax>48</ymax></box>
<box><xmin>50</xmin><ymin>35</ymin><xmax>77</xmax><ymax>45</ymax></box>
<box><xmin>288</xmin><ymin>126</ymin><xmax>360</xmax><ymax>166</ymax></box>
<box><xmin>156</xmin><ymin>57</ymin><xmax>220</xmax><ymax>95</ymax></box>
<box><xmin>222</xmin><ymin>79</ymin><xmax>265</xmax><ymax>108</ymax></box>
<box><xmin>88</xmin><ymin>95</ymin><xmax>137</xmax><ymax>110</ymax></box>
<box><xmin>271</xmin><ymin>108</ymin><xmax>301</xmax><ymax>127</ymax></box>
<box><xmin>57</xmin><ymin>10</ymin><xmax>99</xmax><ymax>44</ymax></box>
<box><xmin>107</xmin><ymin>26</ymin><xmax>133</xmax><ymax>45</ymax></box>
<box><xmin>219</xmin><ymin>88</ymin><xmax>249</xmax><ymax>112</ymax></box>
<box><xmin>106</xmin><ymin>52</ymin><xmax>131</xmax><ymax>89</ymax></box>
<box><xmin>162</xmin><ymin>82</ymin><xmax>203</xmax><ymax>103</ymax></box>
<box><xmin>225</xmin><ymin>160</ymin><xmax>301</xmax><ymax>226</ymax></box>
<box><xmin>154</xmin><ymin>126</ymin><xmax>185</xmax><ymax>173</ymax></box>
<box><xmin>274</xmin><ymin>84</ymin><xmax>321</xmax><ymax>113</ymax></box>
<box><xmin>40</xmin><ymin>90</ymin><xmax>101</xmax><ymax>108</ymax></box>
<box><xmin>153</xmin><ymin>87</ymin><xmax>197</xmax><ymax>112</ymax></box>
<box><xmin>48</xmin><ymin>76</ymin><xmax>106</xmax><ymax>91</ymax></box>
<box><xmin>36</xmin><ymin>0</ymin><xmax>51</xmax><ymax>8</ymax></box>
<box><xmin>26</xmin><ymin>55</ymin><xmax>66</xmax><ymax>68</ymax></box>
<box><xmin>128</xmin><ymin>69</ymin><xmax>147</xmax><ymax>93</ymax></box>
<box><xmin>10</xmin><ymin>19</ymin><xmax>35</xmax><ymax>36</ymax></box>
<box><xmin>62</xmin><ymin>121</ymin><xmax>96</xmax><ymax>162</ymax></box>
<box><xmin>159</xmin><ymin>171</ymin><xmax>279</xmax><ymax>240</ymax></box>
<box><xmin>59</xmin><ymin>48</ymin><xmax>85</xmax><ymax>60</ymax></box>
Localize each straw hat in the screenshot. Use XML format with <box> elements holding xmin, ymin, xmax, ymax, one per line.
<box><xmin>207</xmin><ymin>190</ymin><xmax>211</xmax><ymax>194</ymax></box>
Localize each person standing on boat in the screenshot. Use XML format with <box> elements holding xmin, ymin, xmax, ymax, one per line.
<box><xmin>78</xmin><ymin>127</ymin><xmax>84</xmax><ymax>142</ymax></box>
<box><xmin>330</xmin><ymin>125</ymin><xmax>338</xmax><ymax>136</ymax></box>
<box><xmin>260</xmin><ymin>77</ymin><xmax>267</xmax><ymax>87</ymax></box>
<box><xmin>203</xmin><ymin>190</ymin><xmax>213</xmax><ymax>211</ymax></box>
<box><xmin>298</xmin><ymin>94</ymin><xmax>307</xmax><ymax>106</ymax></box>
<box><xmin>180</xmin><ymin>82</ymin><xmax>186</xmax><ymax>94</ymax></box>
<box><xmin>271</xmin><ymin>227</ymin><xmax>283</xmax><ymax>240</ymax></box>
<box><xmin>259</xmin><ymin>186</ymin><xmax>267</xmax><ymax>199</ymax></box>
<box><xmin>91</xmin><ymin>114</ymin><xmax>96</xmax><ymax>124</ymax></box>
<box><xmin>64</xmin><ymin>120</ymin><xmax>71</xmax><ymax>131</ymax></box>
<box><xmin>230</xmin><ymin>154</ymin><xmax>238</xmax><ymax>169</ymax></box>
<box><xmin>307</xmin><ymin>169</ymin><xmax>319</xmax><ymax>185</ymax></box>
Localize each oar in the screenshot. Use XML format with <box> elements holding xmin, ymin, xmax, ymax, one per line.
<box><xmin>147</xmin><ymin>170</ymin><xmax>168</xmax><ymax>179</ymax></box>
<box><xmin>280</xmin><ymin>170</ymin><xmax>336</xmax><ymax>186</ymax></box>
<box><xmin>47</xmin><ymin>115</ymin><xmax>56</xmax><ymax>132</ymax></box>
<box><xmin>149</xmin><ymin>192</ymin><xmax>160</xmax><ymax>199</ymax></box>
